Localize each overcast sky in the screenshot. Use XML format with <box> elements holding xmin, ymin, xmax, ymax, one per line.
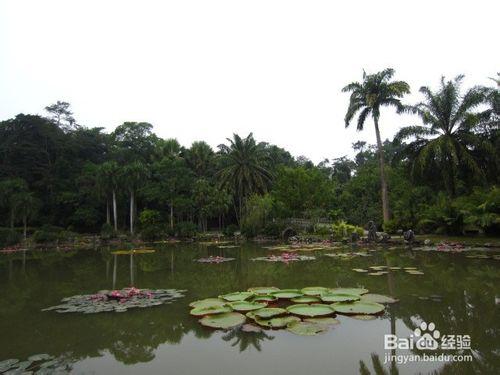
<box><xmin>1</xmin><ymin>1</ymin><xmax>498</xmax><ymax>162</ymax></box>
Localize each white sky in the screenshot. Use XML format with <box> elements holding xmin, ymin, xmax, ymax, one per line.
<box><xmin>1</xmin><ymin>0</ymin><xmax>498</xmax><ymax>162</ymax></box>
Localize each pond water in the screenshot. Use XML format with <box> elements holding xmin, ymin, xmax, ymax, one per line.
<box><xmin>0</xmin><ymin>243</ymin><xmax>499</xmax><ymax>374</ymax></box>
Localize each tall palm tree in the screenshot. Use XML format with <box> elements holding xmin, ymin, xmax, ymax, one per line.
<box><xmin>217</xmin><ymin>133</ymin><xmax>272</xmax><ymax>224</ymax></box>
<box><xmin>186</xmin><ymin>141</ymin><xmax>214</xmax><ymax>177</ymax></box>
<box><xmin>123</xmin><ymin>161</ymin><xmax>149</xmax><ymax>235</ymax></box>
<box><xmin>395</xmin><ymin>75</ymin><xmax>491</xmax><ymax>196</ymax></box>
<box><xmin>343</xmin><ymin>68</ymin><xmax>410</xmax><ymax>222</ymax></box>
<box><xmin>98</xmin><ymin>161</ymin><xmax>121</xmax><ymax>231</ymax></box>
<box><xmin>12</xmin><ymin>191</ymin><xmax>40</xmax><ymax>239</ymax></box>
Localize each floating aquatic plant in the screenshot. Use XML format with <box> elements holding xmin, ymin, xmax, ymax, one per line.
<box><xmin>251</xmin><ymin>253</ymin><xmax>315</xmax><ymax>263</ymax></box>
<box><xmin>286</xmin><ymin>321</ymin><xmax>328</xmax><ymax>336</ymax></box>
<box><xmin>287</xmin><ymin>304</ymin><xmax>334</xmax><ymax>317</ymax></box>
<box><xmin>271</xmin><ymin>289</ymin><xmax>303</xmax><ymax>299</ymax></box>
<box><xmin>111</xmin><ymin>249</ymin><xmax>155</xmax><ymax>255</ymax></box>
<box><xmin>301</xmin><ymin>286</ymin><xmax>329</xmax><ymax>296</ymax></box>
<box><xmin>228</xmin><ymin>301</ymin><xmax>267</xmax><ymax>312</ymax></box>
<box><xmin>42</xmin><ymin>288</ymin><xmax>185</xmax><ymax>314</ymax></box>
<box><xmin>320</xmin><ymin>292</ymin><xmax>360</xmax><ymax>303</ymax></box>
<box><xmin>360</xmin><ymin>293</ymin><xmax>399</xmax><ymax>304</ymax></box>
<box><xmin>196</xmin><ymin>256</ymin><xmax>235</xmax><ymax>263</ymax></box>
<box><xmin>332</xmin><ymin>301</ymin><xmax>385</xmax><ymax>315</ymax></box>
<box><xmin>220</xmin><ymin>291</ymin><xmax>254</xmax><ymax>302</ymax></box>
<box><xmin>247</xmin><ymin>286</ymin><xmax>280</xmax><ymax>294</ymax></box>
<box><xmin>199</xmin><ymin>312</ymin><xmax>246</xmax><ymax>329</ymax></box>
<box><xmin>0</xmin><ymin>355</ymin><xmax>71</xmax><ymax>374</ymax></box>
<box><xmin>291</xmin><ymin>296</ymin><xmax>321</xmax><ymax>303</ymax></box>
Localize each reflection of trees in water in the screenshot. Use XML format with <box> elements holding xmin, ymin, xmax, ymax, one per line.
<box><xmin>359</xmin><ymin>353</ymin><xmax>398</xmax><ymax>375</ymax></box>
<box><xmin>222</xmin><ymin>328</ymin><xmax>274</xmax><ymax>352</ymax></box>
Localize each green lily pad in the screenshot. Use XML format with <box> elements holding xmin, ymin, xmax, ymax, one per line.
<box><xmin>252</xmin><ymin>307</ymin><xmax>287</xmax><ymax>319</ymax></box>
<box><xmin>287</xmin><ymin>303</ymin><xmax>334</xmax><ymax>317</ymax></box>
<box><xmin>352</xmin><ymin>268</ymin><xmax>369</xmax><ymax>273</ymax></box>
<box><xmin>190</xmin><ymin>305</ymin><xmax>233</xmax><ymax>316</ymax></box>
<box><xmin>361</xmin><ymin>293</ymin><xmax>399</xmax><ymax>304</ymax></box>
<box><xmin>406</xmin><ymin>270</ymin><xmax>424</xmax><ymax>275</ymax></box>
<box><xmin>291</xmin><ymin>296</ymin><xmax>321</xmax><ymax>303</ymax></box>
<box><xmin>286</xmin><ymin>321</ymin><xmax>328</xmax><ymax>336</ymax></box>
<box><xmin>228</xmin><ymin>301</ymin><xmax>267</xmax><ymax>311</ymax></box>
<box><xmin>219</xmin><ymin>291</ymin><xmax>254</xmax><ymax>302</ymax></box>
<box><xmin>199</xmin><ymin>312</ymin><xmax>246</xmax><ymax>329</ymax></box>
<box><xmin>271</xmin><ymin>289</ymin><xmax>303</xmax><ymax>299</ymax></box>
<box><xmin>332</xmin><ymin>301</ymin><xmax>385</xmax><ymax>315</ymax></box>
<box><xmin>247</xmin><ymin>287</ymin><xmax>280</xmax><ymax>294</ymax></box>
<box><xmin>304</xmin><ymin>317</ymin><xmax>340</xmax><ymax>325</ymax></box>
<box><xmin>252</xmin><ymin>294</ymin><xmax>278</xmax><ymax>302</ymax></box>
<box><xmin>189</xmin><ymin>298</ymin><xmax>226</xmax><ymax>309</ymax></box>
<box><xmin>368</xmin><ymin>272</ymin><xmax>387</xmax><ymax>276</ymax></box>
<box><xmin>255</xmin><ymin>315</ymin><xmax>301</xmax><ymax>328</ymax></box>
<box><xmin>28</xmin><ymin>354</ymin><xmax>53</xmax><ymax>362</ymax></box>
<box><xmin>320</xmin><ymin>293</ymin><xmax>360</xmax><ymax>303</ymax></box>
<box><xmin>301</xmin><ymin>287</ymin><xmax>329</xmax><ymax>296</ymax></box>
<box><xmin>329</xmin><ymin>288</ymin><xmax>368</xmax><ymax>295</ymax></box>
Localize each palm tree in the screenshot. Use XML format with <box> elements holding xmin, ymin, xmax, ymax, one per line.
<box><xmin>186</xmin><ymin>141</ymin><xmax>214</xmax><ymax>177</ymax></box>
<box><xmin>123</xmin><ymin>161</ymin><xmax>149</xmax><ymax>235</ymax></box>
<box><xmin>217</xmin><ymin>133</ymin><xmax>272</xmax><ymax>224</ymax></box>
<box><xmin>98</xmin><ymin>161</ymin><xmax>121</xmax><ymax>231</ymax></box>
<box><xmin>12</xmin><ymin>192</ymin><xmax>40</xmax><ymax>239</ymax></box>
<box><xmin>0</xmin><ymin>178</ymin><xmax>28</xmax><ymax>229</ymax></box>
<box><xmin>343</xmin><ymin>68</ymin><xmax>410</xmax><ymax>222</ymax></box>
<box><xmin>395</xmin><ymin>75</ymin><xmax>491</xmax><ymax>196</ymax></box>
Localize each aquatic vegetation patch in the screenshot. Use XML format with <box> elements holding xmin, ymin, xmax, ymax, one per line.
<box><xmin>111</xmin><ymin>249</ymin><xmax>155</xmax><ymax>255</ymax></box>
<box><xmin>196</xmin><ymin>256</ymin><xmax>235</xmax><ymax>263</ymax></box>
<box><xmin>251</xmin><ymin>253</ymin><xmax>315</xmax><ymax>263</ymax></box>
<box><xmin>42</xmin><ymin>287</ymin><xmax>185</xmax><ymax>314</ymax></box>
<box><xmin>189</xmin><ymin>286</ymin><xmax>388</xmax><ymax>336</ymax></box>
<box><xmin>0</xmin><ymin>355</ymin><xmax>71</xmax><ymax>374</ymax></box>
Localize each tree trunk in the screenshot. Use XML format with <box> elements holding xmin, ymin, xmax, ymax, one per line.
<box><xmin>170</xmin><ymin>203</ymin><xmax>174</xmax><ymax>230</ymax></box>
<box><xmin>112</xmin><ymin>189</ymin><xmax>118</xmax><ymax>231</ymax></box>
<box><xmin>374</xmin><ymin>117</ymin><xmax>390</xmax><ymax>223</ymax></box>
<box><xmin>130</xmin><ymin>191</ymin><xmax>134</xmax><ymax>235</ymax></box>
<box><xmin>106</xmin><ymin>199</ymin><xmax>110</xmax><ymax>225</ymax></box>
<box><xmin>23</xmin><ymin>215</ymin><xmax>27</xmax><ymax>240</ymax></box>
<box><xmin>10</xmin><ymin>208</ymin><xmax>14</xmax><ymax>229</ymax></box>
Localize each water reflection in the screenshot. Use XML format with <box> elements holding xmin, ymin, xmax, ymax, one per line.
<box><xmin>0</xmin><ymin>244</ymin><xmax>498</xmax><ymax>374</ymax></box>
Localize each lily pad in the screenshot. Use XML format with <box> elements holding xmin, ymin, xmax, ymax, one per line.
<box><xmin>291</xmin><ymin>296</ymin><xmax>321</xmax><ymax>303</ymax></box>
<box><xmin>111</xmin><ymin>249</ymin><xmax>155</xmax><ymax>255</ymax></box>
<box><xmin>352</xmin><ymin>268</ymin><xmax>369</xmax><ymax>273</ymax></box>
<box><xmin>228</xmin><ymin>301</ymin><xmax>267</xmax><ymax>312</ymax></box>
<box><xmin>28</xmin><ymin>354</ymin><xmax>53</xmax><ymax>362</ymax></box>
<box><xmin>368</xmin><ymin>272</ymin><xmax>387</xmax><ymax>276</ymax></box>
<box><xmin>241</xmin><ymin>323</ymin><xmax>262</xmax><ymax>333</ymax></box>
<box><xmin>219</xmin><ymin>291</ymin><xmax>254</xmax><ymax>302</ymax></box>
<box><xmin>406</xmin><ymin>270</ymin><xmax>424</xmax><ymax>275</ymax></box>
<box><xmin>189</xmin><ymin>298</ymin><xmax>226</xmax><ymax>309</ymax></box>
<box><xmin>190</xmin><ymin>305</ymin><xmax>233</xmax><ymax>316</ymax></box>
<box><xmin>252</xmin><ymin>295</ymin><xmax>278</xmax><ymax>302</ymax></box>
<box><xmin>304</xmin><ymin>317</ymin><xmax>340</xmax><ymax>326</ymax></box>
<box><xmin>332</xmin><ymin>301</ymin><xmax>385</xmax><ymax>315</ymax></box>
<box><xmin>286</xmin><ymin>321</ymin><xmax>328</xmax><ymax>336</ymax></box>
<box><xmin>287</xmin><ymin>303</ymin><xmax>334</xmax><ymax>317</ymax></box>
<box><xmin>361</xmin><ymin>293</ymin><xmax>399</xmax><ymax>304</ymax></box>
<box><xmin>247</xmin><ymin>287</ymin><xmax>280</xmax><ymax>294</ymax></box>
<box><xmin>199</xmin><ymin>312</ymin><xmax>246</xmax><ymax>329</ymax></box>
<box><xmin>271</xmin><ymin>289</ymin><xmax>303</xmax><ymax>299</ymax></box>
<box><xmin>252</xmin><ymin>307</ymin><xmax>287</xmax><ymax>319</ymax></box>
<box><xmin>320</xmin><ymin>293</ymin><xmax>360</xmax><ymax>303</ymax></box>
<box><xmin>255</xmin><ymin>315</ymin><xmax>301</xmax><ymax>328</ymax></box>
<box><xmin>301</xmin><ymin>286</ymin><xmax>329</xmax><ymax>296</ymax></box>
<box><xmin>0</xmin><ymin>359</ymin><xmax>19</xmax><ymax>372</ymax></box>
<box><xmin>329</xmin><ymin>288</ymin><xmax>369</xmax><ymax>295</ymax></box>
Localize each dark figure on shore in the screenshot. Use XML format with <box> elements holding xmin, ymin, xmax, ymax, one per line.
<box><xmin>404</xmin><ymin>229</ymin><xmax>415</xmax><ymax>243</ymax></box>
<box><xmin>367</xmin><ymin>221</ymin><xmax>377</xmax><ymax>242</ymax></box>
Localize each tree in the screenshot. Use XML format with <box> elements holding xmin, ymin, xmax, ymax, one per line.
<box><xmin>186</xmin><ymin>141</ymin><xmax>215</xmax><ymax>177</ymax></box>
<box><xmin>12</xmin><ymin>192</ymin><xmax>41</xmax><ymax>239</ymax></box>
<box><xmin>395</xmin><ymin>75</ymin><xmax>491</xmax><ymax>196</ymax></box>
<box><xmin>217</xmin><ymin>133</ymin><xmax>272</xmax><ymax>224</ymax></box>
<box><xmin>112</xmin><ymin>122</ymin><xmax>157</xmax><ymax>162</ymax></box>
<box><xmin>45</xmin><ymin>101</ymin><xmax>77</xmax><ymax>131</ymax></box>
<box><xmin>342</xmin><ymin>68</ymin><xmax>410</xmax><ymax>222</ymax></box>
<box><xmin>0</xmin><ymin>178</ymin><xmax>28</xmax><ymax>228</ymax></box>
<box><xmin>123</xmin><ymin>161</ymin><xmax>149</xmax><ymax>235</ymax></box>
<box><xmin>97</xmin><ymin>161</ymin><xmax>121</xmax><ymax>231</ymax></box>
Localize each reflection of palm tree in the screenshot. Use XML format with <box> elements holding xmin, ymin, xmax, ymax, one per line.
<box><xmin>359</xmin><ymin>353</ymin><xmax>399</xmax><ymax>375</ymax></box>
<box><xmin>221</xmin><ymin>328</ymin><xmax>274</xmax><ymax>352</ymax></box>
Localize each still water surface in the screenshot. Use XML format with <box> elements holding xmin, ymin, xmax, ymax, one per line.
<box><xmin>1</xmin><ymin>243</ymin><xmax>499</xmax><ymax>374</ymax></box>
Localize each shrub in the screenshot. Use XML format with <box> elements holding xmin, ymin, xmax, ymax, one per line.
<box><xmin>332</xmin><ymin>220</ymin><xmax>363</xmax><ymax>240</ymax></box>
<box><xmin>314</xmin><ymin>223</ymin><xmax>331</xmax><ymax>236</ymax></box>
<box><xmin>382</xmin><ymin>219</ymin><xmax>399</xmax><ymax>234</ymax></box>
<box><xmin>139</xmin><ymin>209</ymin><xmax>165</xmax><ymax>240</ymax></box>
<box><xmin>223</xmin><ymin>224</ymin><xmax>239</xmax><ymax>237</ymax></box>
<box><xmin>262</xmin><ymin>221</ymin><xmax>286</xmax><ymax>237</ymax></box>
<box><xmin>175</xmin><ymin>221</ymin><xmax>197</xmax><ymax>238</ymax></box>
<box><xmin>100</xmin><ymin>223</ymin><xmax>115</xmax><ymax>240</ymax></box>
<box><xmin>0</xmin><ymin>228</ymin><xmax>22</xmax><ymax>247</ymax></box>
<box><xmin>33</xmin><ymin>225</ymin><xmax>64</xmax><ymax>243</ymax></box>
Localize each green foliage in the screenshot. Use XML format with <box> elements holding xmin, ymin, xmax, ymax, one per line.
<box><xmin>100</xmin><ymin>223</ymin><xmax>115</xmax><ymax>240</ymax></box>
<box><xmin>223</xmin><ymin>224</ymin><xmax>239</xmax><ymax>237</ymax></box>
<box><xmin>138</xmin><ymin>209</ymin><xmax>164</xmax><ymax>240</ymax></box>
<box><xmin>175</xmin><ymin>222</ymin><xmax>197</xmax><ymax>238</ymax></box>
<box><xmin>241</xmin><ymin>194</ymin><xmax>274</xmax><ymax>238</ymax></box>
<box><xmin>331</xmin><ymin>221</ymin><xmax>363</xmax><ymax>240</ymax></box>
<box><xmin>0</xmin><ymin>228</ymin><xmax>22</xmax><ymax>247</ymax></box>
<box><xmin>33</xmin><ymin>225</ymin><xmax>66</xmax><ymax>243</ymax></box>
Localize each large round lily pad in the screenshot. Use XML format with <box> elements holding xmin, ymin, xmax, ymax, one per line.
<box><xmin>286</xmin><ymin>321</ymin><xmax>328</xmax><ymax>336</ymax></box>
<box><xmin>228</xmin><ymin>301</ymin><xmax>267</xmax><ymax>312</ymax></box>
<box><xmin>219</xmin><ymin>292</ymin><xmax>254</xmax><ymax>302</ymax></box>
<box><xmin>189</xmin><ymin>298</ymin><xmax>226</xmax><ymax>309</ymax></box>
<box><xmin>247</xmin><ymin>287</ymin><xmax>280</xmax><ymax>294</ymax></box>
<box><xmin>255</xmin><ymin>315</ymin><xmax>300</xmax><ymax>328</ymax></box>
<box><xmin>320</xmin><ymin>293</ymin><xmax>360</xmax><ymax>303</ymax></box>
<box><xmin>304</xmin><ymin>317</ymin><xmax>340</xmax><ymax>326</ymax></box>
<box><xmin>252</xmin><ymin>307</ymin><xmax>287</xmax><ymax>319</ymax></box>
<box><xmin>252</xmin><ymin>295</ymin><xmax>278</xmax><ymax>302</ymax></box>
<box><xmin>301</xmin><ymin>286</ymin><xmax>329</xmax><ymax>296</ymax></box>
<box><xmin>190</xmin><ymin>305</ymin><xmax>233</xmax><ymax>316</ymax></box>
<box><xmin>287</xmin><ymin>304</ymin><xmax>334</xmax><ymax>317</ymax></box>
<box><xmin>271</xmin><ymin>289</ymin><xmax>303</xmax><ymax>299</ymax></box>
<box><xmin>361</xmin><ymin>293</ymin><xmax>399</xmax><ymax>304</ymax></box>
<box><xmin>329</xmin><ymin>287</ymin><xmax>369</xmax><ymax>295</ymax></box>
<box><xmin>291</xmin><ymin>296</ymin><xmax>321</xmax><ymax>303</ymax></box>
<box><xmin>332</xmin><ymin>301</ymin><xmax>385</xmax><ymax>315</ymax></box>
<box><xmin>199</xmin><ymin>312</ymin><xmax>246</xmax><ymax>329</ymax></box>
